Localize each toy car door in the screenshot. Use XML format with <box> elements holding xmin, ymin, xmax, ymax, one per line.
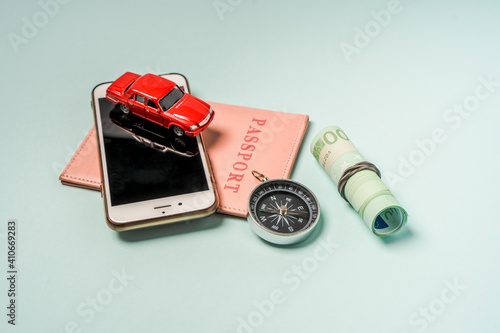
<box><xmin>144</xmin><ymin>98</ymin><xmax>164</xmax><ymax>126</ymax></box>
<box><xmin>129</xmin><ymin>93</ymin><xmax>146</xmax><ymax>118</ymax></box>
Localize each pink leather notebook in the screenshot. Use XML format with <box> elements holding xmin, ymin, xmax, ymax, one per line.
<box><xmin>59</xmin><ymin>102</ymin><xmax>309</xmax><ymax>217</ymax></box>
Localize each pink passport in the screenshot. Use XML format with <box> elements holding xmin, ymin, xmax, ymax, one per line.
<box><xmin>59</xmin><ymin>102</ymin><xmax>309</xmax><ymax>217</ymax></box>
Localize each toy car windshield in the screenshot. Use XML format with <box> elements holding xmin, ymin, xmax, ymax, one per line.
<box><xmin>159</xmin><ymin>86</ymin><xmax>184</xmax><ymax>112</ymax></box>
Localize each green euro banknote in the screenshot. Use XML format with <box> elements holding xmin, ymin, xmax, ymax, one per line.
<box><xmin>311</xmin><ymin>126</ymin><xmax>407</xmax><ymax>236</ymax></box>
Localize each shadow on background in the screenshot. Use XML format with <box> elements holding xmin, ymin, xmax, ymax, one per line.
<box><xmin>117</xmin><ymin>214</ymin><xmax>224</xmax><ymax>242</ymax></box>
<box><xmin>289</xmin><ymin>121</ymin><xmax>312</xmax><ymax>180</ymax></box>
<box><xmin>260</xmin><ymin>214</ymin><xmax>325</xmax><ymax>250</ymax></box>
<box><xmin>380</xmin><ymin>225</ymin><xmax>415</xmax><ymax>245</ymax></box>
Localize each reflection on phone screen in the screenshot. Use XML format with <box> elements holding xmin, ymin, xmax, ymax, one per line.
<box><xmin>99</xmin><ymin>98</ymin><xmax>209</xmax><ymax>206</ymax></box>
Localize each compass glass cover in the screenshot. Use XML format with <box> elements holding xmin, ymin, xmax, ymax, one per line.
<box><xmin>249</xmin><ymin>180</ymin><xmax>319</xmax><ymax>235</ymax></box>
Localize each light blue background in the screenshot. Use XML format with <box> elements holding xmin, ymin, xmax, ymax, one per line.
<box><xmin>1</xmin><ymin>0</ymin><xmax>499</xmax><ymax>332</ymax></box>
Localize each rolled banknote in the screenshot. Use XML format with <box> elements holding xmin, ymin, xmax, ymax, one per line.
<box><xmin>310</xmin><ymin>126</ymin><xmax>407</xmax><ymax>236</ymax></box>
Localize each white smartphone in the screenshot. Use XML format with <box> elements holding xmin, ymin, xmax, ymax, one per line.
<box><xmin>92</xmin><ymin>73</ymin><xmax>218</xmax><ymax>231</ymax></box>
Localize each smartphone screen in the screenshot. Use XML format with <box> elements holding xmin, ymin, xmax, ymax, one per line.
<box><xmin>93</xmin><ymin>74</ymin><xmax>217</xmax><ymax>229</ymax></box>
<box><xmin>99</xmin><ymin>97</ymin><xmax>209</xmax><ymax>206</ymax></box>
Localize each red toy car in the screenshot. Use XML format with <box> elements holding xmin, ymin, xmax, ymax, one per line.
<box><xmin>106</xmin><ymin>72</ymin><xmax>214</xmax><ymax>137</ymax></box>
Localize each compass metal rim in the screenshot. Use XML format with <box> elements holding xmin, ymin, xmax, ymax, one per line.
<box><xmin>247</xmin><ymin>178</ymin><xmax>321</xmax><ymax>246</ymax></box>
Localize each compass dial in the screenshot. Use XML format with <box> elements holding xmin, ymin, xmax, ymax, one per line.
<box><xmin>247</xmin><ymin>179</ymin><xmax>320</xmax><ymax>245</ymax></box>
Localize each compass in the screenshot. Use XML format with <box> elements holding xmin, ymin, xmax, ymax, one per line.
<box><xmin>247</xmin><ymin>171</ymin><xmax>320</xmax><ymax>245</ymax></box>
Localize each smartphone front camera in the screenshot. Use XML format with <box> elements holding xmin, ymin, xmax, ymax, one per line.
<box><xmin>178</xmin><ymin>202</ymin><xmax>182</xmax><ymax>206</ymax></box>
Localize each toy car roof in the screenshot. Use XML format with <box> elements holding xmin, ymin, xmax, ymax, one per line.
<box><xmin>128</xmin><ymin>73</ymin><xmax>177</xmax><ymax>100</ymax></box>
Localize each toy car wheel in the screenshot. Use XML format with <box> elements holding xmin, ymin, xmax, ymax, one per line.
<box><xmin>172</xmin><ymin>125</ymin><xmax>185</xmax><ymax>136</ymax></box>
<box><xmin>119</xmin><ymin>104</ymin><xmax>130</xmax><ymax>114</ymax></box>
